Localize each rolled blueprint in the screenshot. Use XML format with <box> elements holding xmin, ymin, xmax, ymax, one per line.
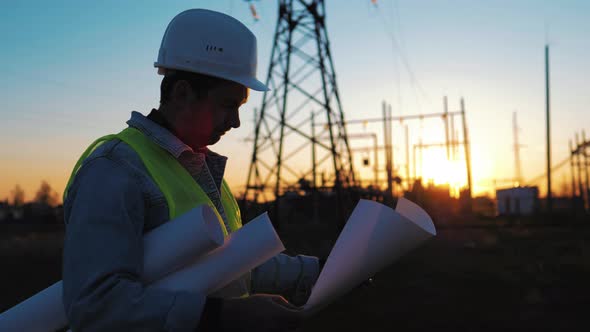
<box><xmin>141</xmin><ymin>205</ymin><xmax>225</xmax><ymax>283</ymax></box>
<box><xmin>154</xmin><ymin>212</ymin><xmax>285</xmax><ymax>294</ymax></box>
<box><xmin>303</xmin><ymin>198</ymin><xmax>436</xmax><ymax>313</ymax></box>
<box><xmin>0</xmin><ymin>205</ymin><xmax>224</xmax><ymax>332</ymax></box>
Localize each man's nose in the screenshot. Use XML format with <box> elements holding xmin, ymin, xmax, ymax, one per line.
<box><xmin>229</xmin><ymin>109</ymin><xmax>240</xmax><ymax>129</ymax></box>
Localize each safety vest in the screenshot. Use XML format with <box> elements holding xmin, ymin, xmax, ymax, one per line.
<box><xmin>65</xmin><ymin>127</ymin><xmax>250</xmax><ymax>297</ymax></box>
<box><xmin>64</xmin><ymin>127</ymin><xmax>243</xmax><ymax>237</ymax></box>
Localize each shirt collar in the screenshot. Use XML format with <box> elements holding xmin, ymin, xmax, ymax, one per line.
<box><xmin>126</xmin><ymin>111</ymin><xmax>228</xmax><ymax>186</ymax></box>
<box><xmin>127</xmin><ymin>110</ymin><xmax>193</xmax><ymax>159</ymax></box>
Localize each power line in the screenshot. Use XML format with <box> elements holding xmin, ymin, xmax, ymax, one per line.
<box><xmin>374</xmin><ymin>3</ymin><xmax>430</xmax><ymax>107</ymax></box>
<box><xmin>525</xmin><ymin>156</ymin><xmax>569</xmax><ymax>186</ymax></box>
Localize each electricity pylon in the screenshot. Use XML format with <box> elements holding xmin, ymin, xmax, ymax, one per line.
<box><xmin>244</xmin><ymin>0</ymin><xmax>356</xmax><ymax>211</ymax></box>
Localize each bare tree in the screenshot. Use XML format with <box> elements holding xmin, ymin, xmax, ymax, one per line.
<box><xmin>10</xmin><ymin>184</ymin><xmax>25</xmax><ymax>207</ymax></box>
<box><xmin>34</xmin><ymin>181</ymin><xmax>59</xmax><ymax>207</ymax></box>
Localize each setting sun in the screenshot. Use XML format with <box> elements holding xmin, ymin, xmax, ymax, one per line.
<box><xmin>420</xmin><ymin>148</ymin><xmax>466</xmax><ymax>197</ymax></box>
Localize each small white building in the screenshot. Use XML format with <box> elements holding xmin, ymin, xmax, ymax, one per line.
<box><xmin>496</xmin><ymin>186</ymin><xmax>539</xmax><ymax>216</ymax></box>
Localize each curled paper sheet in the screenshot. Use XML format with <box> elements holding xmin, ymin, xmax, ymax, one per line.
<box><xmin>0</xmin><ymin>205</ymin><xmax>224</xmax><ymax>332</ymax></box>
<box><xmin>303</xmin><ymin>198</ymin><xmax>436</xmax><ymax>314</ymax></box>
<box><xmin>154</xmin><ymin>212</ymin><xmax>285</xmax><ymax>294</ymax></box>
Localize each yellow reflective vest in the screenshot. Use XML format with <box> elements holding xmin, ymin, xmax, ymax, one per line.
<box><xmin>64</xmin><ymin>127</ymin><xmax>249</xmax><ymax>296</ymax></box>
<box><xmin>65</xmin><ymin>127</ymin><xmax>243</xmax><ymax>236</ymax></box>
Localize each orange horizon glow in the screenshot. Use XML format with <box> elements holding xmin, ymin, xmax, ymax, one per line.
<box><xmin>0</xmin><ymin>164</ymin><xmax>503</xmax><ymax>203</ymax></box>
<box><xmin>0</xmin><ymin>165</ymin><xmax>574</xmax><ymax>205</ymax></box>
<box><xmin>421</xmin><ymin>151</ymin><xmax>466</xmax><ymax>198</ymax></box>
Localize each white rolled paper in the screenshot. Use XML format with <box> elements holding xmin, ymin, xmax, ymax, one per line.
<box><xmin>141</xmin><ymin>205</ymin><xmax>225</xmax><ymax>283</ymax></box>
<box><xmin>0</xmin><ymin>205</ymin><xmax>224</xmax><ymax>332</ymax></box>
<box><xmin>303</xmin><ymin>198</ymin><xmax>436</xmax><ymax>313</ymax></box>
<box><xmin>0</xmin><ymin>282</ymin><xmax>64</xmax><ymax>332</ymax></box>
<box><xmin>154</xmin><ymin>212</ymin><xmax>285</xmax><ymax>295</ymax></box>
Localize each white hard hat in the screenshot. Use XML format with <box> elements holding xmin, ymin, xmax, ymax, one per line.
<box><xmin>155</xmin><ymin>9</ymin><xmax>269</xmax><ymax>91</ymax></box>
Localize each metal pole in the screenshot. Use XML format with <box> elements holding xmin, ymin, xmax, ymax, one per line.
<box><xmin>373</xmin><ymin>133</ymin><xmax>379</xmax><ymax>188</ymax></box>
<box><xmin>583</xmin><ymin>131</ymin><xmax>590</xmax><ymax>211</ymax></box>
<box><xmin>443</xmin><ymin>96</ymin><xmax>450</xmax><ymax>160</ymax></box>
<box><xmin>545</xmin><ymin>44</ymin><xmax>553</xmax><ymax>214</ymax></box>
<box><xmin>314</xmin><ymin>111</ymin><xmax>463</xmax><ymax>127</ymax></box>
<box><xmin>419</xmin><ymin>138</ymin><xmax>423</xmax><ymax>183</ymax></box>
<box><xmin>311</xmin><ymin>111</ymin><xmax>317</xmax><ymax>189</ymax></box>
<box><xmin>569</xmin><ymin>140</ymin><xmax>576</xmax><ymax>198</ymax></box>
<box><xmin>570</xmin><ymin>140</ymin><xmax>576</xmax><ymax>213</ymax></box>
<box><xmin>412</xmin><ymin>144</ymin><xmax>417</xmax><ymax>187</ymax></box>
<box><xmin>318</xmin><ymin>0</ymin><xmax>356</xmax><ymax>188</ymax></box>
<box><xmin>576</xmin><ymin>133</ymin><xmax>584</xmax><ymax>210</ymax></box>
<box><xmin>513</xmin><ymin>111</ymin><xmax>523</xmax><ymax>185</ymax></box>
<box><xmin>388</xmin><ymin>104</ymin><xmax>395</xmax><ymax>196</ymax></box>
<box><xmin>245</xmin><ymin>108</ymin><xmax>259</xmax><ymax>203</ymax></box>
<box><xmin>383</xmin><ymin>101</ymin><xmax>393</xmax><ymax>198</ymax></box>
<box><xmin>244</xmin><ymin>5</ymin><xmax>282</xmax><ymax>203</ymax></box>
<box><xmin>461</xmin><ymin>98</ymin><xmax>473</xmax><ymax>208</ymax></box>
<box><xmin>311</xmin><ymin>110</ymin><xmax>319</xmax><ymax>223</ymax></box>
<box><xmin>450</xmin><ymin>113</ymin><xmax>456</xmax><ymax>160</ymax></box>
<box><xmin>405</xmin><ymin>125</ymin><xmax>410</xmax><ymax>191</ymax></box>
<box><xmin>311</xmin><ymin>1</ymin><xmax>342</xmax><ymax>194</ymax></box>
<box><xmin>273</xmin><ymin>3</ymin><xmax>294</xmax><ymax>227</ymax></box>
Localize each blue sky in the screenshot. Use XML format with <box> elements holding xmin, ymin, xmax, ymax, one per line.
<box><xmin>0</xmin><ymin>0</ymin><xmax>589</xmax><ymax>199</ymax></box>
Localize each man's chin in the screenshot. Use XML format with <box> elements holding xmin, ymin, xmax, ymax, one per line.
<box><xmin>207</xmin><ymin>134</ymin><xmax>222</xmax><ymax>146</ymax></box>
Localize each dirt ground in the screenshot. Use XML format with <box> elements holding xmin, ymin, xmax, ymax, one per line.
<box><xmin>1</xmin><ymin>222</ymin><xmax>590</xmax><ymax>331</ymax></box>
<box><xmin>298</xmin><ymin>224</ymin><xmax>590</xmax><ymax>331</ymax></box>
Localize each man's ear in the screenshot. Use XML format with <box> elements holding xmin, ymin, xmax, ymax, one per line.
<box><xmin>170</xmin><ymin>80</ymin><xmax>194</xmax><ymax>104</ymax></box>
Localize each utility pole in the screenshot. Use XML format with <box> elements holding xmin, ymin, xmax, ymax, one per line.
<box><xmin>311</xmin><ymin>111</ymin><xmax>319</xmax><ymax>223</ymax></box>
<box><xmin>545</xmin><ymin>44</ymin><xmax>553</xmax><ymax>214</ymax></box>
<box><xmin>405</xmin><ymin>124</ymin><xmax>410</xmax><ymax>191</ymax></box>
<box><xmin>569</xmin><ymin>140</ymin><xmax>577</xmax><ymax>213</ymax></box>
<box><xmin>569</xmin><ymin>140</ymin><xmax>576</xmax><ymax>198</ymax></box>
<box><xmin>389</xmin><ymin>104</ymin><xmax>394</xmax><ymax>196</ymax></box>
<box><xmin>583</xmin><ymin>131</ymin><xmax>590</xmax><ymax>211</ymax></box>
<box><xmin>576</xmin><ymin>133</ymin><xmax>584</xmax><ymax>210</ymax></box>
<box><xmin>461</xmin><ymin>97</ymin><xmax>473</xmax><ymax>209</ymax></box>
<box><xmin>383</xmin><ymin>101</ymin><xmax>393</xmax><ymax>199</ymax></box>
<box><xmin>443</xmin><ymin>96</ymin><xmax>450</xmax><ymax>160</ymax></box>
<box><xmin>372</xmin><ymin>133</ymin><xmax>379</xmax><ymax>188</ymax></box>
<box><xmin>450</xmin><ymin>110</ymin><xmax>456</xmax><ymax>160</ymax></box>
<box><xmin>412</xmin><ymin>143</ymin><xmax>417</xmax><ymax>187</ymax></box>
<box><xmin>513</xmin><ymin>111</ymin><xmax>523</xmax><ymax>185</ymax></box>
<box><xmin>311</xmin><ymin>111</ymin><xmax>317</xmax><ymax>189</ymax></box>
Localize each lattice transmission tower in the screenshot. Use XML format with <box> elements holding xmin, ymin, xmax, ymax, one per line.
<box><xmin>244</xmin><ymin>0</ymin><xmax>356</xmax><ymax>204</ymax></box>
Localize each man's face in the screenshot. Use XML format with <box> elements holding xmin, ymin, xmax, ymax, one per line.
<box><xmin>176</xmin><ymin>80</ymin><xmax>249</xmax><ymax>148</ymax></box>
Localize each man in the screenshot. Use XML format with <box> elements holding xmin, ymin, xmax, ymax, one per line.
<box><xmin>62</xmin><ymin>9</ymin><xmax>320</xmax><ymax>331</ymax></box>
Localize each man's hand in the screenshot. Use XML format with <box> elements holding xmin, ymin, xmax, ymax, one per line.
<box><xmin>207</xmin><ymin>294</ymin><xmax>304</xmax><ymax>332</ymax></box>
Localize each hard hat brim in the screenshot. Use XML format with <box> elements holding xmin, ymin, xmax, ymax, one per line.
<box><xmin>155</xmin><ymin>63</ymin><xmax>270</xmax><ymax>92</ymax></box>
<box><xmin>232</xmin><ymin>75</ymin><xmax>270</xmax><ymax>92</ymax></box>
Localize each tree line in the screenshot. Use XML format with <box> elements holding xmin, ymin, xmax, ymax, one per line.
<box><xmin>6</xmin><ymin>181</ymin><xmax>61</xmax><ymax>208</ymax></box>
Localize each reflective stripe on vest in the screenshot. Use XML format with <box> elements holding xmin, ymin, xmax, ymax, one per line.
<box><xmin>64</xmin><ymin>127</ymin><xmax>244</xmax><ymax>236</ymax></box>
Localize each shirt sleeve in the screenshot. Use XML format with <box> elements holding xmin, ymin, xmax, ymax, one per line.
<box><xmin>62</xmin><ymin>156</ymin><xmax>205</xmax><ymax>332</ymax></box>
<box><xmin>250</xmin><ymin>253</ymin><xmax>320</xmax><ymax>306</ymax></box>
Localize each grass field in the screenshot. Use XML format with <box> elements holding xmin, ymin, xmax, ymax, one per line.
<box><xmin>1</xmin><ymin>221</ymin><xmax>589</xmax><ymax>331</ymax></box>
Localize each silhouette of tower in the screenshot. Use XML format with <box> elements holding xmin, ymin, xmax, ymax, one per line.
<box><xmin>244</xmin><ymin>0</ymin><xmax>356</xmax><ymax>208</ymax></box>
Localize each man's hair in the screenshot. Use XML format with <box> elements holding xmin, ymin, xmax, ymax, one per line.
<box><xmin>159</xmin><ymin>70</ymin><xmax>229</xmax><ymax>105</ymax></box>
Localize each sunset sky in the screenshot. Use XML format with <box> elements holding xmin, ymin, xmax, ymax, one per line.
<box><xmin>1</xmin><ymin>0</ymin><xmax>589</xmax><ymax>202</ymax></box>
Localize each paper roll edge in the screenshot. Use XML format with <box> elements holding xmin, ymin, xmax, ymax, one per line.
<box><xmin>396</xmin><ymin>197</ymin><xmax>437</xmax><ymax>236</ymax></box>
<box><xmin>200</xmin><ymin>204</ymin><xmax>225</xmax><ymax>246</ymax></box>
<box><xmin>244</xmin><ymin>212</ymin><xmax>286</xmax><ymax>252</ymax></box>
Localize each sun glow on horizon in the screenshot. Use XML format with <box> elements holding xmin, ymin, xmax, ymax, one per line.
<box><xmin>420</xmin><ymin>148</ymin><xmax>466</xmax><ymax>197</ymax></box>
